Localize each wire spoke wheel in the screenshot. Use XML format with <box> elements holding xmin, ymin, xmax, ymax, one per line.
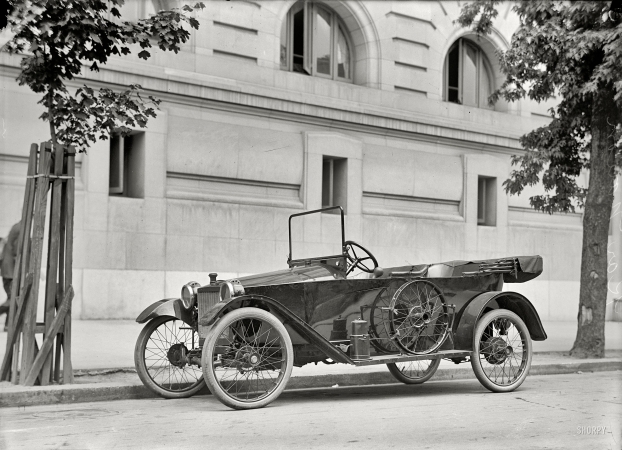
<box><xmin>202</xmin><ymin>308</ymin><xmax>293</xmax><ymax>410</ymax></box>
<box><xmin>389</xmin><ymin>280</ymin><xmax>450</xmax><ymax>354</ymax></box>
<box><xmin>471</xmin><ymin>309</ymin><xmax>532</xmax><ymax>393</ymax></box>
<box><xmin>369</xmin><ymin>285</ymin><xmax>401</xmax><ymax>353</ymax></box>
<box><xmin>387</xmin><ymin>358</ymin><xmax>441</xmax><ymax>384</ymax></box>
<box><xmin>134</xmin><ymin>316</ymin><xmax>205</xmax><ymax>398</ymax></box>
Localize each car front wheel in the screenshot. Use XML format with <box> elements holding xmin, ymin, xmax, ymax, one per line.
<box><xmin>134</xmin><ymin>316</ymin><xmax>206</xmax><ymax>398</ymax></box>
<box><xmin>202</xmin><ymin>307</ymin><xmax>294</xmax><ymax>410</ymax></box>
<box><xmin>471</xmin><ymin>309</ymin><xmax>533</xmax><ymax>393</ymax></box>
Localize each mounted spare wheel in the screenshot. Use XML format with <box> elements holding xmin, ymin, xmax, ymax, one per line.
<box><xmin>389</xmin><ymin>280</ymin><xmax>450</xmax><ymax>355</ymax></box>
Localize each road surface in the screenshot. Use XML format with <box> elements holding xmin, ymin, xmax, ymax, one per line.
<box><xmin>1</xmin><ymin>371</ymin><xmax>620</xmax><ymax>450</ymax></box>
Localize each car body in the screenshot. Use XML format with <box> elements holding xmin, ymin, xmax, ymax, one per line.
<box><xmin>134</xmin><ymin>206</ymin><xmax>546</xmax><ymax>409</ymax></box>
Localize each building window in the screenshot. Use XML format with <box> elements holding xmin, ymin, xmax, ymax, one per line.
<box><xmin>477</xmin><ymin>176</ymin><xmax>497</xmax><ymax>226</ymax></box>
<box><xmin>445</xmin><ymin>38</ymin><xmax>493</xmax><ymax>108</ymax></box>
<box><xmin>280</xmin><ymin>1</ymin><xmax>353</xmax><ymax>82</ymax></box>
<box><xmin>322</xmin><ymin>157</ymin><xmax>347</xmax><ymax>212</ymax></box>
<box><xmin>109</xmin><ymin>132</ymin><xmax>145</xmax><ymax>198</ymax></box>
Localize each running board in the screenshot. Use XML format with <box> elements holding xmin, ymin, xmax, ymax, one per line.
<box><xmin>352</xmin><ymin>350</ymin><xmax>471</xmax><ymax>366</ymax></box>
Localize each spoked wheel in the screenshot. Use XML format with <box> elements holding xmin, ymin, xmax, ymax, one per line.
<box><xmin>471</xmin><ymin>309</ymin><xmax>532</xmax><ymax>392</ymax></box>
<box><xmin>134</xmin><ymin>316</ymin><xmax>206</xmax><ymax>398</ymax></box>
<box><xmin>202</xmin><ymin>307</ymin><xmax>294</xmax><ymax>410</ymax></box>
<box><xmin>369</xmin><ymin>286</ymin><xmax>400</xmax><ymax>353</ymax></box>
<box><xmin>387</xmin><ymin>358</ymin><xmax>441</xmax><ymax>384</ymax></box>
<box><xmin>389</xmin><ymin>280</ymin><xmax>450</xmax><ymax>354</ymax></box>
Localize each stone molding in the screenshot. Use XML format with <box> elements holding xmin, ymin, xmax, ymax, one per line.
<box><xmin>0</xmin><ymin>55</ymin><xmax>529</xmax><ymax>154</ymax></box>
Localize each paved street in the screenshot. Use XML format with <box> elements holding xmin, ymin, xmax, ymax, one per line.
<box><xmin>1</xmin><ymin>371</ymin><xmax>620</xmax><ymax>450</ymax></box>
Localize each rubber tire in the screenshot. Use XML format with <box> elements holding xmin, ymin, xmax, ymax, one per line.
<box><xmin>471</xmin><ymin>309</ymin><xmax>533</xmax><ymax>393</ymax></box>
<box><xmin>389</xmin><ymin>279</ymin><xmax>449</xmax><ymax>355</ymax></box>
<box><xmin>387</xmin><ymin>358</ymin><xmax>441</xmax><ymax>384</ymax></box>
<box><xmin>202</xmin><ymin>308</ymin><xmax>294</xmax><ymax>410</ymax></box>
<box><xmin>134</xmin><ymin>316</ymin><xmax>206</xmax><ymax>399</ymax></box>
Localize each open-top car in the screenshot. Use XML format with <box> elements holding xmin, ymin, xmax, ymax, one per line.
<box><xmin>134</xmin><ymin>206</ymin><xmax>546</xmax><ymax>410</ymax></box>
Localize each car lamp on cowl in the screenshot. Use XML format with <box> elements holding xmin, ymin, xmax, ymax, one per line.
<box><xmin>219</xmin><ymin>280</ymin><xmax>245</xmax><ymax>302</ymax></box>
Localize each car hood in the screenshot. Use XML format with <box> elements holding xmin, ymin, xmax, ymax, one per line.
<box><xmin>231</xmin><ymin>265</ymin><xmax>339</xmax><ymax>288</ymax></box>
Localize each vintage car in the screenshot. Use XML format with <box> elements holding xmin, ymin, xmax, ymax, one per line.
<box><xmin>134</xmin><ymin>206</ymin><xmax>546</xmax><ymax>410</ymax></box>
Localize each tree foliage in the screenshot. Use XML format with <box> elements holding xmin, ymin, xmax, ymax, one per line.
<box><xmin>2</xmin><ymin>0</ymin><xmax>205</xmax><ymax>151</ymax></box>
<box><xmin>458</xmin><ymin>0</ymin><xmax>621</xmax><ymax>214</ymax></box>
<box><xmin>458</xmin><ymin>0</ymin><xmax>621</xmax><ymax>358</ymax></box>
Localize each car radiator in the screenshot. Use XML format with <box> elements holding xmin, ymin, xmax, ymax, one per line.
<box><xmin>197</xmin><ymin>286</ymin><xmax>219</xmax><ymax>338</ymax></box>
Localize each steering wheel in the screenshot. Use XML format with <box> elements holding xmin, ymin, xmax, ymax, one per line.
<box><xmin>344</xmin><ymin>240</ymin><xmax>378</xmax><ymax>275</ymax></box>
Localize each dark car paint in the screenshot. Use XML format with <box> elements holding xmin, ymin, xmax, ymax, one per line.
<box><xmin>200</xmin><ymin>271</ymin><xmax>547</xmax><ymax>357</ymax></box>
<box><xmin>453</xmin><ymin>291</ymin><xmax>547</xmax><ymax>351</ymax></box>
<box><xmin>202</xmin><ymin>294</ymin><xmax>355</xmax><ymax>365</ymax></box>
<box><xmin>136</xmin><ymin>298</ymin><xmax>194</xmax><ymax>325</ymax></box>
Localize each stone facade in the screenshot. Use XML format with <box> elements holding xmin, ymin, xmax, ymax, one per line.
<box><xmin>0</xmin><ymin>0</ymin><xmax>620</xmax><ymax>321</ymax></box>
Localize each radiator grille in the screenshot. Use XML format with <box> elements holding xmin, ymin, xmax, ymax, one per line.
<box><xmin>198</xmin><ymin>288</ymin><xmax>220</xmax><ymax>338</ymax></box>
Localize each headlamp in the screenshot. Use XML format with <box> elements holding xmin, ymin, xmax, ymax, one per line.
<box><xmin>181</xmin><ymin>281</ymin><xmax>201</xmax><ymax>309</ymax></box>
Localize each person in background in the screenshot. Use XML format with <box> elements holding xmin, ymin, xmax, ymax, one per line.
<box><xmin>0</xmin><ymin>221</ymin><xmax>20</xmax><ymax>331</ymax></box>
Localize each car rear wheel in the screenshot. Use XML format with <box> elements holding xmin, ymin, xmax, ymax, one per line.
<box><xmin>134</xmin><ymin>316</ymin><xmax>206</xmax><ymax>398</ymax></box>
<box><xmin>202</xmin><ymin>307</ymin><xmax>294</xmax><ymax>410</ymax></box>
<box><xmin>471</xmin><ymin>309</ymin><xmax>532</xmax><ymax>393</ymax></box>
<box><xmin>387</xmin><ymin>358</ymin><xmax>441</xmax><ymax>384</ymax></box>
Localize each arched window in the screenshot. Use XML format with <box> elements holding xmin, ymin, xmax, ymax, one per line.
<box><xmin>280</xmin><ymin>1</ymin><xmax>353</xmax><ymax>82</ymax></box>
<box><xmin>444</xmin><ymin>39</ymin><xmax>493</xmax><ymax>109</ymax></box>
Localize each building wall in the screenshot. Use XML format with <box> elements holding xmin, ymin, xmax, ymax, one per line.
<box><xmin>0</xmin><ymin>0</ymin><xmax>619</xmax><ymax>321</ymax></box>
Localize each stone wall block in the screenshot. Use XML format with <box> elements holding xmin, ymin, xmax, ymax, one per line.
<box><xmin>126</xmin><ymin>232</ymin><xmax>166</xmax><ymax>271</ymax></box>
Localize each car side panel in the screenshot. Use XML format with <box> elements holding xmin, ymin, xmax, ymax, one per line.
<box><xmin>201</xmin><ymin>294</ymin><xmax>354</xmax><ymax>364</ymax></box>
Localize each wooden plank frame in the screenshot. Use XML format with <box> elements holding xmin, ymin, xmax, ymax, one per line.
<box><xmin>24</xmin><ymin>287</ymin><xmax>74</xmax><ymax>386</ymax></box>
<box><xmin>2</xmin><ymin>143</ymin><xmax>77</xmax><ymax>386</ymax></box>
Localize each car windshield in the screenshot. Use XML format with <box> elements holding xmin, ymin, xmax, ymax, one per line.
<box><xmin>289</xmin><ymin>209</ymin><xmax>344</xmax><ymax>262</ymax></box>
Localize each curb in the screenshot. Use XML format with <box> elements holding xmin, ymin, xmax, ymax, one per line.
<box><xmin>286</xmin><ymin>360</ymin><xmax>622</xmax><ymax>390</ymax></box>
<box><xmin>1</xmin><ymin>360</ymin><xmax>620</xmax><ymax>408</ymax></box>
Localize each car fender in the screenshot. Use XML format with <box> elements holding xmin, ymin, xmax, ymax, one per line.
<box><xmin>199</xmin><ymin>294</ymin><xmax>353</xmax><ymax>365</ymax></box>
<box><xmin>453</xmin><ymin>291</ymin><xmax>547</xmax><ymax>351</ymax></box>
<box><xmin>136</xmin><ymin>298</ymin><xmax>194</xmax><ymax>325</ymax></box>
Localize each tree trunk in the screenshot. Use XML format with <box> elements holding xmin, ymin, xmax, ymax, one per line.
<box><xmin>47</xmin><ymin>91</ymin><xmax>57</xmax><ymax>145</ymax></box>
<box><xmin>570</xmin><ymin>88</ymin><xmax>618</xmax><ymax>358</ymax></box>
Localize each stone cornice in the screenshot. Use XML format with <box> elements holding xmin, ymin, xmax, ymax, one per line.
<box><xmin>0</xmin><ymin>55</ymin><xmax>531</xmax><ymax>155</ymax></box>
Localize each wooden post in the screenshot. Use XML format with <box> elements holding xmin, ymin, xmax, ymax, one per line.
<box><xmin>12</xmin><ymin>145</ymin><xmax>39</xmax><ymax>383</ymax></box>
<box><xmin>20</xmin><ymin>143</ymin><xmax>52</xmax><ymax>385</ymax></box>
<box><xmin>62</xmin><ymin>147</ymin><xmax>75</xmax><ymax>383</ymax></box>
<box><xmin>41</xmin><ymin>144</ymin><xmax>65</xmax><ymax>385</ymax></box>
<box><xmin>1</xmin><ymin>145</ymin><xmax>37</xmax><ymax>381</ymax></box>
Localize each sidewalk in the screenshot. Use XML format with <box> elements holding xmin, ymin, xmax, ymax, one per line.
<box><xmin>1</xmin><ymin>320</ymin><xmax>621</xmax><ymax>407</ymax></box>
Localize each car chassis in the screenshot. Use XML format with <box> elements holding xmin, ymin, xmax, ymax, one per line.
<box><xmin>134</xmin><ymin>206</ymin><xmax>546</xmax><ymax>410</ymax></box>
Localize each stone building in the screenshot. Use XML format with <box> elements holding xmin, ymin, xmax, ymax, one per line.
<box><xmin>0</xmin><ymin>0</ymin><xmax>620</xmax><ymax>321</ymax></box>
